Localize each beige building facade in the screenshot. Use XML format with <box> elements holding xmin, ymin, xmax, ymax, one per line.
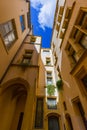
<box><xmin>51</xmin><ymin>0</ymin><xmax>87</xmax><ymax>129</ymax></box>
<box><xmin>1</xmin><ymin>0</ymin><xmax>87</xmax><ymax>130</ymax></box>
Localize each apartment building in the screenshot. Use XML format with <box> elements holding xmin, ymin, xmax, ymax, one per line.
<box><xmin>51</xmin><ymin>0</ymin><xmax>87</xmax><ymax>129</ymax></box>
<box><xmin>41</xmin><ymin>48</ymin><xmax>62</xmax><ymax>130</ymax></box>
<box><xmin>0</xmin><ymin>0</ymin><xmax>45</xmax><ymax>130</ymax></box>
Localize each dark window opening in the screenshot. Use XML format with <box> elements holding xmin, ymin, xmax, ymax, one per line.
<box><xmin>77</xmin><ymin>101</ymin><xmax>87</xmax><ymax>129</ymax></box>
<box><xmin>82</xmin><ymin>74</ymin><xmax>87</xmax><ymax>91</ymax></box>
<box><xmin>17</xmin><ymin>112</ymin><xmax>24</xmax><ymax>130</ymax></box>
<box><xmin>35</xmin><ymin>98</ymin><xmax>43</xmax><ymax>128</ymax></box>
<box><xmin>48</xmin><ymin>116</ymin><xmax>60</xmax><ymax>130</ymax></box>
<box><xmin>63</xmin><ymin>101</ymin><xmax>67</xmax><ymax>110</ymax></box>
<box><xmin>65</xmin><ymin>114</ymin><xmax>73</xmax><ymax>130</ymax></box>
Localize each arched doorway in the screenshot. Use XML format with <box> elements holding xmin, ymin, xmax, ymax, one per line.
<box><xmin>48</xmin><ymin>116</ymin><xmax>60</xmax><ymax>130</ymax></box>
<box><xmin>0</xmin><ymin>79</ymin><xmax>29</xmax><ymax>130</ymax></box>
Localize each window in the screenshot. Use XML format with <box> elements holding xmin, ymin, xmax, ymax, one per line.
<box><xmin>47</xmin><ymin>77</ymin><xmax>53</xmax><ymax>85</ymax></box>
<box><xmin>46</xmin><ymin>57</ymin><xmax>51</xmax><ymax>65</ymax></box>
<box><xmin>65</xmin><ymin>114</ymin><xmax>73</xmax><ymax>130</ymax></box>
<box><xmin>47</xmin><ymin>71</ymin><xmax>52</xmax><ymax>77</ymax></box>
<box><xmin>67</xmin><ymin>44</ymin><xmax>77</xmax><ymax>62</ymax></box>
<box><xmin>0</xmin><ymin>19</ymin><xmax>17</xmax><ymax>50</ymax></box>
<box><xmin>81</xmin><ymin>74</ymin><xmax>87</xmax><ymax>91</ymax></box>
<box><xmin>35</xmin><ymin>98</ymin><xmax>43</xmax><ymax>128</ymax></box>
<box><xmin>30</xmin><ymin>36</ymin><xmax>36</xmax><ymax>43</ymax></box>
<box><xmin>47</xmin><ymin>98</ymin><xmax>57</xmax><ymax>109</ymax></box>
<box><xmin>22</xmin><ymin>50</ymin><xmax>33</xmax><ymax>65</ymax></box>
<box><xmin>75</xmin><ymin>67</ymin><xmax>87</xmax><ymax>96</ymax></box>
<box><xmin>76</xmin><ymin>10</ymin><xmax>87</xmax><ymax>29</ymax></box>
<box><xmin>27</xmin><ymin>12</ymin><xmax>31</xmax><ymax>28</ymax></box>
<box><xmin>20</xmin><ymin>15</ymin><xmax>25</xmax><ymax>32</ymax></box>
<box><xmin>79</xmin><ymin>35</ymin><xmax>87</xmax><ymax>49</ymax></box>
<box><xmin>43</xmin><ymin>50</ymin><xmax>50</xmax><ymax>52</ymax></box>
<box><xmin>17</xmin><ymin>112</ymin><xmax>24</xmax><ymax>130</ymax></box>
<box><xmin>63</xmin><ymin>101</ymin><xmax>67</xmax><ymax>110</ymax></box>
<box><xmin>72</xmin><ymin>97</ymin><xmax>87</xmax><ymax>129</ymax></box>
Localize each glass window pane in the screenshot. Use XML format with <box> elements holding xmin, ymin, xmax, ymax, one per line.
<box><xmin>11</xmin><ymin>32</ymin><xmax>15</xmax><ymax>40</ymax></box>
<box><xmin>47</xmin><ymin>98</ymin><xmax>57</xmax><ymax>109</ymax></box>
<box><xmin>0</xmin><ymin>24</ymin><xmax>6</xmax><ymax>36</ymax></box>
<box><xmin>4</xmin><ymin>24</ymin><xmax>9</xmax><ymax>33</ymax></box>
<box><xmin>8</xmin><ymin>34</ymin><xmax>13</xmax><ymax>42</ymax></box>
<box><xmin>8</xmin><ymin>21</ymin><xmax>13</xmax><ymax>31</ymax></box>
<box><xmin>20</xmin><ymin>15</ymin><xmax>25</xmax><ymax>32</ymax></box>
<box><xmin>80</xmin><ymin>35</ymin><xmax>87</xmax><ymax>49</ymax></box>
<box><xmin>4</xmin><ymin>37</ymin><xmax>9</xmax><ymax>45</ymax></box>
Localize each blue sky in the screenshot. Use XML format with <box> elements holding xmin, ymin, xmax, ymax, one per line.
<box><xmin>30</xmin><ymin>0</ymin><xmax>57</xmax><ymax>48</ymax></box>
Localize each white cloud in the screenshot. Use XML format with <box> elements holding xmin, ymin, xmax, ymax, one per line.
<box><xmin>30</xmin><ymin>0</ymin><xmax>57</xmax><ymax>30</ymax></box>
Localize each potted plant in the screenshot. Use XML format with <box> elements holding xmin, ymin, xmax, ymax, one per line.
<box><xmin>47</xmin><ymin>84</ymin><xmax>55</xmax><ymax>96</ymax></box>
<box><xmin>56</xmin><ymin>79</ymin><xmax>63</xmax><ymax>91</ymax></box>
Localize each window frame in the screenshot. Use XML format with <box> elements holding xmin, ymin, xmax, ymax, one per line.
<box><xmin>0</xmin><ymin>19</ymin><xmax>18</xmax><ymax>50</ymax></box>
<box><xmin>20</xmin><ymin>15</ymin><xmax>25</xmax><ymax>32</ymax></box>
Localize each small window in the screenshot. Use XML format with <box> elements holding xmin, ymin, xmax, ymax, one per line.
<box><xmin>20</xmin><ymin>15</ymin><xmax>25</xmax><ymax>32</ymax></box>
<box><xmin>43</xmin><ymin>50</ymin><xmax>50</xmax><ymax>52</ymax></box>
<box><xmin>47</xmin><ymin>77</ymin><xmax>53</xmax><ymax>85</ymax></box>
<box><xmin>46</xmin><ymin>57</ymin><xmax>51</xmax><ymax>65</ymax></box>
<box><xmin>63</xmin><ymin>101</ymin><xmax>67</xmax><ymax>110</ymax></box>
<box><xmin>47</xmin><ymin>71</ymin><xmax>52</xmax><ymax>77</ymax></box>
<box><xmin>79</xmin><ymin>34</ymin><xmax>87</xmax><ymax>49</ymax></box>
<box><xmin>0</xmin><ymin>19</ymin><xmax>17</xmax><ymax>50</ymax></box>
<box><xmin>22</xmin><ymin>50</ymin><xmax>33</xmax><ymax>65</ymax></box>
<box><xmin>47</xmin><ymin>98</ymin><xmax>57</xmax><ymax>109</ymax></box>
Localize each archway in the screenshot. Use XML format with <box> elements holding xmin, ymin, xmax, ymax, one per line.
<box><xmin>0</xmin><ymin>78</ymin><xmax>29</xmax><ymax>130</ymax></box>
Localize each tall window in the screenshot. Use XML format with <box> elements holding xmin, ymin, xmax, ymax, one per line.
<box><xmin>20</xmin><ymin>15</ymin><xmax>25</xmax><ymax>32</ymax></box>
<box><xmin>63</xmin><ymin>101</ymin><xmax>67</xmax><ymax>110</ymax></box>
<box><xmin>0</xmin><ymin>19</ymin><xmax>17</xmax><ymax>50</ymax></box>
<box><xmin>81</xmin><ymin>74</ymin><xmax>87</xmax><ymax>91</ymax></box>
<box><xmin>22</xmin><ymin>50</ymin><xmax>33</xmax><ymax>65</ymax></box>
<box><xmin>17</xmin><ymin>112</ymin><xmax>24</xmax><ymax>130</ymax></box>
<box><xmin>35</xmin><ymin>98</ymin><xmax>43</xmax><ymax>128</ymax></box>
<box><xmin>72</xmin><ymin>97</ymin><xmax>87</xmax><ymax>129</ymax></box>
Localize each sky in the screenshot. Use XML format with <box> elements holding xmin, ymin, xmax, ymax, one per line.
<box><xmin>30</xmin><ymin>0</ymin><xmax>57</xmax><ymax>48</ymax></box>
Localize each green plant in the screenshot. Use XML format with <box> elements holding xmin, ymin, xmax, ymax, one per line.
<box><xmin>47</xmin><ymin>84</ymin><xmax>55</xmax><ymax>96</ymax></box>
<box><xmin>56</xmin><ymin>79</ymin><xmax>63</xmax><ymax>91</ymax></box>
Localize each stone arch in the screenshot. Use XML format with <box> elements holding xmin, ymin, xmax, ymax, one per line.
<box><xmin>0</xmin><ymin>77</ymin><xmax>30</xmax><ymax>130</ymax></box>
<box><xmin>0</xmin><ymin>77</ymin><xmax>29</xmax><ymax>94</ymax></box>
<box><xmin>46</xmin><ymin>112</ymin><xmax>60</xmax><ymax>118</ymax></box>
